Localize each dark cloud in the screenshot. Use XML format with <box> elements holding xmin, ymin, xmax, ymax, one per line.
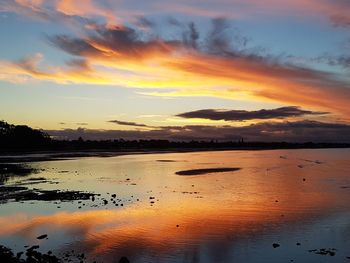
<box><xmin>205</xmin><ymin>18</ymin><xmax>256</xmax><ymax>58</ymax></box>
<box><xmin>314</xmin><ymin>53</ymin><xmax>350</xmax><ymax>69</ymax></box>
<box><xmin>135</xmin><ymin>16</ymin><xmax>155</xmax><ymax>28</ymax></box>
<box><xmin>207</xmin><ymin>17</ymin><xmax>231</xmax><ymax>55</ymax></box>
<box><xmin>47</xmin><ymin>120</ymin><xmax>350</xmax><ymax>143</ymax></box>
<box><xmin>93</xmin><ymin>25</ymin><xmax>150</xmax><ymax>56</ymax></box>
<box><xmin>47</xmin><ymin>35</ymin><xmax>100</xmax><ymax>57</ymax></box>
<box><xmin>44</xmin><ymin>16</ymin><xmax>346</xmax><ymax>79</ymax></box>
<box><xmin>336</xmin><ymin>56</ymin><xmax>350</xmax><ymax>68</ymax></box>
<box><xmin>182</xmin><ymin>22</ymin><xmax>199</xmax><ymax>49</ymax></box>
<box><xmin>46</xmin><ymin>17</ymin><xmax>263</xmax><ymax>61</ymax></box>
<box><xmin>177</xmin><ymin>106</ymin><xmax>328</xmax><ymax>121</ymax></box>
<box><xmin>48</xmin><ymin>24</ymin><xmax>181</xmax><ymax>59</ymax></box>
<box><xmin>167</xmin><ymin>17</ymin><xmax>182</xmax><ymax>27</ymax></box>
<box><xmin>108</xmin><ymin>120</ymin><xmax>149</xmax><ymax>127</ymax></box>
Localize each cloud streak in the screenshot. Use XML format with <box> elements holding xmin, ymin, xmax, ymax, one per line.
<box><xmin>108</xmin><ymin>120</ymin><xmax>150</xmax><ymax>128</ymax></box>
<box><xmin>177</xmin><ymin>106</ymin><xmax>328</xmax><ymax>121</ymax></box>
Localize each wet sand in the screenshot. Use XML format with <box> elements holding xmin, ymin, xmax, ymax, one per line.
<box><xmin>0</xmin><ymin>149</ymin><xmax>229</xmax><ymax>163</ymax></box>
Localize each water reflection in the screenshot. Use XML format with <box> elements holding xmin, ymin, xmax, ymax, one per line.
<box><xmin>0</xmin><ymin>149</ymin><xmax>350</xmax><ymax>262</ymax></box>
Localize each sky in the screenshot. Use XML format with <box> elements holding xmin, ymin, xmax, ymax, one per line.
<box><xmin>1</xmin><ymin>0</ymin><xmax>350</xmax><ymax>142</ymax></box>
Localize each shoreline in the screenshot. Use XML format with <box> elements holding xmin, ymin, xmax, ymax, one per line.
<box><xmin>0</xmin><ymin>146</ymin><xmax>349</xmax><ymax>163</ymax></box>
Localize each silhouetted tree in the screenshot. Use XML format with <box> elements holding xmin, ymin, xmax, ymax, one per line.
<box><xmin>0</xmin><ymin>120</ymin><xmax>51</xmax><ymax>151</ymax></box>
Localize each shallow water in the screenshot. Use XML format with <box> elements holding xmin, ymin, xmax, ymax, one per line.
<box><xmin>0</xmin><ymin>149</ymin><xmax>350</xmax><ymax>262</ymax></box>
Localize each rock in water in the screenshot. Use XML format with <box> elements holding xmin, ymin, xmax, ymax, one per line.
<box><xmin>119</xmin><ymin>256</ymin><xmax>130</xmax><ymax>263</ymax></box>
<box><xmin>36</xmin><ymin>234</ymin><xmax>48</xmax><ymax>240</ymax></box>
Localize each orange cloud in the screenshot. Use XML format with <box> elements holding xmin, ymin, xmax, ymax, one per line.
<box><xmin>15</xmin><ymin>0</ymin><xmax>43</xmax><ymax>8</ymax></box>
<box><xmin>1</xmin><ymin>31</ymin><xmax>350</xmax><ymax>120</ymax></box>
<box><xmin>1</xmin><ymin>3</ymin><xmax>350</xmax><ymax>119</ymax></box>
<box><xmin>56</xmin><ymin>0</ymin><xmax>117</xmax><ymax>27</ymax></box>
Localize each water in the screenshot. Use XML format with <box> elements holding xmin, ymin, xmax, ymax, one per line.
<box><xmin>0</xmin><ymin>149</ymin><xmax>350</xmax><ymax>262</ymax></box>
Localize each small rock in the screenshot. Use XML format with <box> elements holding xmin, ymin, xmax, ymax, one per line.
<box><xmin>119</xmin><ymin>256</ymin><xmax>130</xmax><ymax>263</ymax></box>
<box><xmin>272</xmin><ymin>243</ymin><xmax>280</xmax><ymax>248</ymax></box>
<box><xmin>27</xmin><ymin>245</ymin><xmax>39</xmax><ymax>251</ymax></box>
<box><xmin>36</xmin><ymin>234</ymin><xmax>48</xmax><ymax>240</ymax></box>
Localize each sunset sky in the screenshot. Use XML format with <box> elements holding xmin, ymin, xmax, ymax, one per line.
<box><xmin>1</xmin><ymin>0</ymin><xmax>350</xmax><ymax>141</ymax></box>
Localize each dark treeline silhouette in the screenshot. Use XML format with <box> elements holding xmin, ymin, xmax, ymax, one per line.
<box><xmin>0</xmin><ymin>120</ymin><xmax>349</xmax><ymax>153</ymax></box>
<box><xmin>0</xmin><ymin>121</ymin><xmax>51</xmax><ymax>150</ymax></box>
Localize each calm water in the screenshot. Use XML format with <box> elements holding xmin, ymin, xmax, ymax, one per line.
<box><xmin>1</xmin><ymin>149</ymin><xmax>350</xmax><ymax>262</ymax></box>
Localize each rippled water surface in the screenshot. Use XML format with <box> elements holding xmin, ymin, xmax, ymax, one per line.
<box><xmin>1</xmin><ymin>149</ymin><xmax>350</xmax><ymax>262</ymax></box>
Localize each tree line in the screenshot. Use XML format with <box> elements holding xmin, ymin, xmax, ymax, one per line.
<box><xmin>0</xmin><ymin>120</ymin><xmax>349</xmax><ymax>152</ymax></box>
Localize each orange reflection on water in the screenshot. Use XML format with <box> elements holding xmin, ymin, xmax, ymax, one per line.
<box><xmin>0</xmin><ymin>189</ymin><xmax>338</xmax><ymax>259</ymax></box>
<box><xmin>1</xmin><ymin>149</ymin><xmax>349</xmax><ymax>261</ymax></box>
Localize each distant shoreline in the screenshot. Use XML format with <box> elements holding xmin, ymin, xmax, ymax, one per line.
<box><xmin>2</xmin><ymin>120</ymin><xmax>350</xmax><ymax>162</ymax></box>
<box><xmin>0</xmin><ymin>146</ymin><xmax>349</xmax><ymax>163</ymax></box>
